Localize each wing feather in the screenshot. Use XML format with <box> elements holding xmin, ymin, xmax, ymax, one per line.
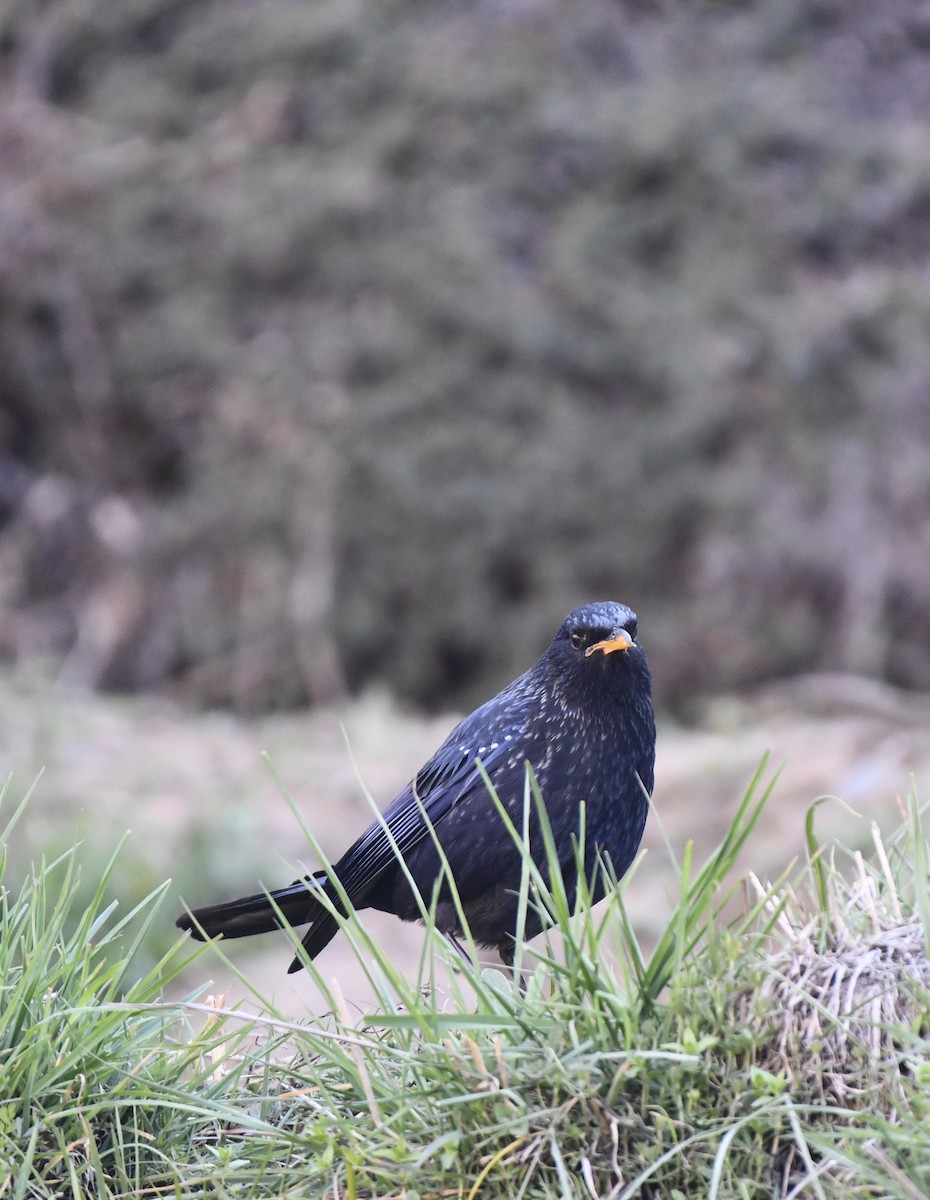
<box><xmin>333</xmin><ymin>714</ymin><xmax>523</xmax><ymax>903</ymax></box>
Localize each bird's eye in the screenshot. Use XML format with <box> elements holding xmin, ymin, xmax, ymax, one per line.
<box><xmin>569</xmin><ymin>630</ymin><xmax>586</xmax><ymax>650</ymax></box>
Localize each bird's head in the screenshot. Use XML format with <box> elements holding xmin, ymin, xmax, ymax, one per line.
<box><xmin>544</xmin><ymin>600</ymin><xmax>651</xmax><ymax>707</ymax></box>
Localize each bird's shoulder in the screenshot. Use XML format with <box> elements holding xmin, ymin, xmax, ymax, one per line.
<box><xmin>412</xmin><ymin>674</ymin><xmax>543</xmax><ymax>793</ymax></box>
<box><xmin>331</xmin><ymin>679</ymin><xmax>536</xmax><ymax>898</ymax></box>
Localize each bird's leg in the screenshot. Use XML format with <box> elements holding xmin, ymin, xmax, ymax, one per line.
<box><xmin>444</xmin><ymin>931</ymin><xmax>474</xmax><ymax>967</ymax></box>
<box><xmin>499</xmin><ymin>941</ymin><xmax>528</xmax><ymax>994</ymax></box>
<box><xmin>447</xmin><ymin>932</ymin><xmax>528</xmax><ymax>992</ymax></box>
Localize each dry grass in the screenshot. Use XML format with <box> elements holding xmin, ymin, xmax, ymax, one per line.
<box><xmin>740</xmin><ymin>816</ymin><xmax>930</xmax><ymax>1119</ymax></box>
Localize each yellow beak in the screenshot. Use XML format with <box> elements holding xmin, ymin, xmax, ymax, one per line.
<box><xmin>584</xmin><ymin>631</ymin><xmax>634</xmax><ymax>657</ymax></box>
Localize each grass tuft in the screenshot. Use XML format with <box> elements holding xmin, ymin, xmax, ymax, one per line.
<box><xmin>3</xmin><ymin>764</ymin><xmax>930</xmax><ymax>1198</ymax></box>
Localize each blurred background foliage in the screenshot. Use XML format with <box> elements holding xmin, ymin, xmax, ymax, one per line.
<box><xmin>2</xmin><ymin>0</ymin><xmax>930</xmax><ymax>717</ymax></box>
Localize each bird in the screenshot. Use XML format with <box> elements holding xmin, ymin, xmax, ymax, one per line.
<box><xmin>176</xmin><ymin>600</ymin><xmax>655</xmax><ymax>974</ymax></box>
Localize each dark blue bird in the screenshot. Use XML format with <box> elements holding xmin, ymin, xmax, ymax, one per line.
<box><xmin>177</xmin><ymin>601</ymin><xmax>655</xmax><ymax>973</ymax></box>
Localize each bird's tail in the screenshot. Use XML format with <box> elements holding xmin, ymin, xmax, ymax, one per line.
<box><xmin>176</xmin><ymin>871</ymin><xmax>342</xmax><ymax>972</ymax></box>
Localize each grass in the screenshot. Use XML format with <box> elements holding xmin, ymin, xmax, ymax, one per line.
<box><xmin>3</xmin><ymin>761</ymin><xmax>930</xmax><ymax>1199</ymax></box>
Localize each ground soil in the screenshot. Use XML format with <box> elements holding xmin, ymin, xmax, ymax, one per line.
<box><xmin>2</xmin><ymin>670</ymin><xmax>928</xmax><ymax>1017</ymax></box>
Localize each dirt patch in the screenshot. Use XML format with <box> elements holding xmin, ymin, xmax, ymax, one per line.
<box><xmin>2</xmin><ymin>670</ymin><xmax>928</xmax><ymax>1014</ymax></box>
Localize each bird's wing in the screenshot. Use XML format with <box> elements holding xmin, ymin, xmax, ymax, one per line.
<box><xmin>332</xmin><ymin>713</ymin><xmax>523</xmax><ymax>904</ymax></box>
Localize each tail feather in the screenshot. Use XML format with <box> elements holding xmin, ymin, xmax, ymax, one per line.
<box><xmin>177</xmin><ymin>872</ymin><xmax>329</xmax><ymax>942</ymax></box>
<box><xmin>287</xmin><ymin>915</ymin><xmax>341</xmax><ymax>974</ymax></box>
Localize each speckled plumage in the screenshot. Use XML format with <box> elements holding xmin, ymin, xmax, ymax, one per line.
<box><xmin>177</xmin><ymin>601</ymin><xmax>656</xmax><ymax>973</ymax></box>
